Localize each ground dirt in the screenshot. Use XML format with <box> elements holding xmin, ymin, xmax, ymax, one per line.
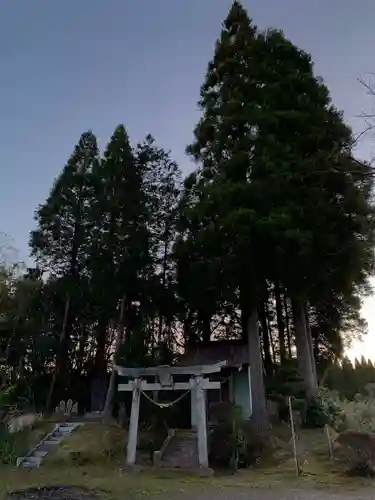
<box><xmin>4</xmin><ymin>422</ymin><xmax>373</xmax><ymax>500</ymax></box>
<box><xmin>174</xmin><ymin>488</ymin><xmax>375</xmax><ymax>500</ymax></box>
<box><xmin>0</xmin><ymin>466</ymin><xmax>374</xmax><ymax>500</ymax></box>
<box><xmin>5</xmin><ymin>485</ymin><xmax>375</xmax><ymax>500</ymax></box>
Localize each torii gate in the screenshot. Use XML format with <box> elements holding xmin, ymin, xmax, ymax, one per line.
<box><xmin>115</xmin><ymin>361</ymin><xmax>227</xmax><ymax>470</ymax></box>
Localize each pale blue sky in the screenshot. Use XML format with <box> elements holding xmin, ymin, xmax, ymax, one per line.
<box><xmin>1</xmin><ymin>0</ymin><xmax>375</xmax><ymax>357</ymax></box>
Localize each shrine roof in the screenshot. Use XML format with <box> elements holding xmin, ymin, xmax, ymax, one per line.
<box><xmin>179</xmin><ymin>339</ymin><xmax>249</xmax><ymax>368</ymax></box>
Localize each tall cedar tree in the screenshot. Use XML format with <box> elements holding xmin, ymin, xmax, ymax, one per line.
<box><xmin>30</xmin><ymin>131</ymin><xmax>99</xmax><ymax>407</ymax></box>
<box><xmin>184</xmin><ymin>0</ymin><xmax>374</xmax><ymax>425</ymax></box>
<box><xmin>96</xmin><ymin>125</ymin><xmax>150</xmax><ymax>418</ymax></box>
<box><xmin>185</xmin><ymin>2</ymin><xmax>270</xmax><ymax>431</ymax></box>
<box><xmin>250</xmin><ymin>29</ymin><xmax>375</xmax><ymax>395</ymax></box>
<box><xmin>135</xmin><ymin>136</ymin><xmax>181</xmax><ymax>353</ymax></box>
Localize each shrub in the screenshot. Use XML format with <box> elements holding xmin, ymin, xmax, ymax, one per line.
<box><xmin>208</xmin><ymin>405</ymin><xmax>271</xmax><ymax>470</ymax></box>
<box><xmin>319</xmin><ymin>388</ymin><xmax>375</xmax><ymax>433</ymax></box>
<box><xmin>209</xmin><ymin>401</ymin><xmax>234</xmax><ymax>425</ymax></box>
<box><xmin>0</xmin><ymin>426</ymin><xmax>26</xmax><ymax>464</ymax></box>
<box><xmin>301</xmin><ymin>396</ymin><xmax>331</xmax><ymax>428</ymax></box>
<box><xmin>337</xmin><ymin>430</ymin><xmax>375</xmax><ymax>477</ymax></box>
<box><xmin>238</xmin><ymin>420</ymin><xmax>272</xmax><ymax>468</ymax></box>
<box><xmin>319</xmin><ymin>387</ymin><xmax>375</xmax><ymax>476</ymax></box>
<box><xmin>209</xmin><ymin>420</ymin><xmax>240</xmax><ymax>469</ymax></box>
<box><xmin>340</xmin><ymin>399</ymin><xmax>375</xmax><ymax>433</ymax></box>
<box><xmin>267</xmin><ymin>360</ymin><xmax>304</xmax><ymax>401</ymax></box>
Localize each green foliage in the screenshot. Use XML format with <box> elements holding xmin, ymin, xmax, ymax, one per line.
<box><xmin>30</xmin><ymin>131</ymin><xmax>100</xmax><ymax>277</ymax></box>
<box><xmin>209</xmin><ymin>404</ymin><xmax>270</xmax><ymax>470</ymax></box>
<box><xmin>301</xmin><ymin>396</ymin><xmax>330</xmax><ymax>429</ymax></box>
<box><xmin>209</xmin><ymin>405</ymin><xmax>245</xmax><ymax>470</ymax></box>
<box><xmin>268</xmin><ymin>361</ymin><xmax>304</xmax><ymax>398</ymax></box>
<box><xmin>324</xmin><ymin>357</ymin><xmax>375</xmax><ymax>400</ymax></box>
<box><xmin>267</xmin><ymin>361</ymin><xmax>304</xmax><ymax>421</ymax></box>
<box><xmin>337</xmin><ymin>430</ymin><xmax>375</xmax><ymax>477</ymax></box>
<box><xmin>0</xmin><ymin>428</ymin><xmax>19</xmax><ymax>464</ymax></box>
<box><xmin>0</xmin><ymin>384</ymin><xmax>18</xmax><ymax>407</ymax></box>
<box><xmin>0</xmin><ymin>425</ymin><xmax>33</xmax><ymax>465</ymax></box>
<box><xmin>0</xmin><ymin>382</ymin><xmax>33</xmax><ymax>413</ymax></box>
<box><xmin>318</xmin><ymin>387</ymin><xmax>375</xmax><ymax>433</ymax></box>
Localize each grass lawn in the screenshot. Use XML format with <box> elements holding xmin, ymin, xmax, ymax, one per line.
<box><xmin>0</xmin><ymin>463</ymin><xmax>373</xmax><ymax>500</ymax></box>
<box><xmin>0</xmin><ymin>466</ymin><xmax>197</xmax><ymax>500</ymax></box>
<box><xmin>1</xmin><ymin>422</ymin><xmax>372</xmax><ymax>499</ymax></box>
<box><xmin>44</xmin><ymin>423</ymin><xmax>126</xmax><ymax>466</ymax></box>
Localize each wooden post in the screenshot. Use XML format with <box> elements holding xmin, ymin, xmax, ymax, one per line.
<box><xmin>195</xmin><ymin>376</ymin><xmax>208</xmax><ymax>468</ymax></box>
<box><xmin>288</xmin><ymin>396</ymin><xmax>300</xmax><ymax>477</ymax></box>
<box><xmin>325</xmin><ymin>424</ymin><xmax>334</xmax><ymax>460</ymax></box>
<box><xmin>126</xmin><ymin>379</ymin><xmax>141</xmax><ymax>466</ymax></box>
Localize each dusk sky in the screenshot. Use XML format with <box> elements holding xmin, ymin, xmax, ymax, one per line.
<box><xmin>1</xmin><ymin>0</ymin><xmax>375</xmax><ymax>358</ymax></box>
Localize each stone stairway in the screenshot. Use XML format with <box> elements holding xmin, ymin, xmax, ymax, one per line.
<box><xmin>159</xmin><ymin>430</ymin><xmax>199</xmax><ymax>469</ymax></box>
<box><xmin>16</xmin><ymin>422</ymin><xmax>80</xmax><ymax>469</ymax></box>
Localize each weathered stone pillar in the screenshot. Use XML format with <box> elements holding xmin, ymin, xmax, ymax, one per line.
<box><xmin>126</xmin><ymin>379</ymin><xmax>141</xmax><ymax>466</ymax></box>
<box><xmin>195</xmin><ymin>376</ymin><xmax>208</xmax><ymax>468</ymax></box>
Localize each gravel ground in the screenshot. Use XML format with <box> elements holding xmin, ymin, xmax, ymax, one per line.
<box><xmin>171</xmin><ymin>487</ymin><xmax>375</xmax><ymax>500</ymax></box>
<box><xmin>8</xmin><ymin>487</ymin><xmax>98</xmax><ymax>500</ymax></box>
<box><xmin>7</xmin><ymin>485</ymin><xmax>374</xmax><ymax>500</ymax></box>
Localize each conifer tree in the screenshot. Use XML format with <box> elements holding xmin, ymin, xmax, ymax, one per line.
<box><xmin>30</xmin><ymin>131</ymin><xmax>99</xmax><ymax>408</ymax></box>
<box><xmin>184</xmin><ymin>1</ymin><xmax>270</xmax><ymax>431</ymax></box>
<box><xmin>93</xmin><ymin>125</ymin><xmax>151</xmax><ymax>418</ymax></box>
<box><xmin>248</xmin><ymin>28</ymin><xmax>375</xmax><ymax>396</ymax></box>
<box><xmin>135</xmin><ymin>135</ymin><xmax>181</xmax><ymax>351</ymax></box>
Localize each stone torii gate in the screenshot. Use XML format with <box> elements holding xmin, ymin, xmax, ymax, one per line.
<box><xmin>115</xmin><ymin>361</ymin><xmax>226</xmax><ymax>470</ymax></box>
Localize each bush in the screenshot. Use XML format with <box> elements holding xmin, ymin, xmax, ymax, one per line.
<box><xmin>238</xmin><ymin>420</ymin><xmax>271</xmax><ymax>468</ymax></box>
<box><xmin>208</xmin><ymin>404</ymin><xmax>243</xmax><ymax>469</ymax></box>
<box><xmin>319</xmin><ymin>388</ymin><xmax>375</xmax><ymax>433</ymax></box>
<box><xmin>267</xmin><ymin>361</ymin><xmax>328</xmax><ymax>426</ymax></box>
<box><xmin>337</xmin><ymin>430</ymin><xmax>375</xmax><ymax>477</ymax></box>
<box><xmin>208</xmin><ymin>405</ymin><xmax>271</xmax><ymax>470</ymax></box>
<box><xmin>0</xmin><ymin>426</ymin><xmax>25</xmax><ymax>464</ymax></box>
<box><xmin>301</xmin><ymin>396</ymin><xmax>331</xmax><ymax>428</ymax></box>
<box><xmin>319</xmin><ymin>387</ymin><xmax>375</xmax><ymax>476</ymax></box>
<box><xmin>267</xmin><ymin>361</ymin><xmax>304</xmax><ymax>400</ymax></box>
<box><xmin>209</xmin><ymin>420</ymin><xmax>240</xmax><ymax>469</ymax></box>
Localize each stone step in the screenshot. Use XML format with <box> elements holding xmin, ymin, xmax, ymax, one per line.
<box><xmin>16</xmin><ymin>421</ymin><xmax>81</xmax><ymax>469</ymax></box>
<box><xmin>37</xmin><ymin>443</ymin><xmax>55</xmax><ymax>452</ymax></box>
<box><xmin>44</xmin><ymin>438</ymin><xmax>63</xmax><ymax>445</ymax></box>
<box><xmin>22</xmin><ymin>461</ymin><xmax>38</xmax><ymax>469</ymax></box>
<box><xmin>160</xmin><ymin>432</ymin><xmax>199</xmax><ymax>469</ymax></box>
<box><xmin>33</xmin><ymin>450</ymin><xmax>48</xmax><ymax>458</ymax></box>
<box><xmin>22</xmin><ymin>456</ymin><xmax>42</xmax><ymax>468</ymax></box>
<box><xmin>56</xmin><ymin>427</ymin><xmax>77</xmax><ymax>434</ymax></box>
<box><xmin>54</xmin><ymin>429</ymin><xmax>75</xmax><ymax>438</ymax></box>
<box><xmin>16</xmin><ymin>457</ymin><xmax>27</xmax><ymax>467</ymax></box>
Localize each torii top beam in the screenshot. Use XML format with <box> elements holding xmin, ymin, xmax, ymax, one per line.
<box><xmin>114</xmin><ymin>360</ymin><xmax>227</xmax><ymax>378</ymax></box>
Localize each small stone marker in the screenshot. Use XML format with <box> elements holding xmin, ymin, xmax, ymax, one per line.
<box><xmin>66</xmin><ymin>399</ymin><xmax>73</xmax><ymax>413</ymax></box>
